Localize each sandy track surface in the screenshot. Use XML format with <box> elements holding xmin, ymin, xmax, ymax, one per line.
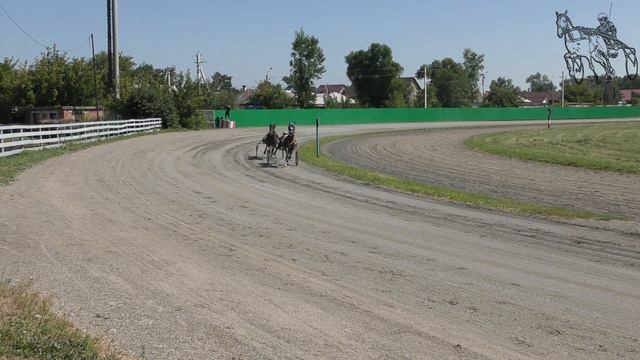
<box><xmin>1</xmin><ymin>122</ymin><xmax>639</xmax><ymax>359</ymax></box>
<box><xmin>325</xmin><ymin>123</ymin><xmax>640</xmax><ymax>222</ymax></box>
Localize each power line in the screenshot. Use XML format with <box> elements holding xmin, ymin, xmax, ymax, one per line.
<box><xmin>0</xmin><ymin>2</ymin><xmax>49</xmax><ymax>48</ymax></box>
<box><xmin>0</xmin><ymin>2</ymin><xmax>91</xmax><ymax>55</ymax></box>
<box><xmin>62</xmin><ymin>36</ymin><xmax>92</xmax><ymax>54</ymax></box>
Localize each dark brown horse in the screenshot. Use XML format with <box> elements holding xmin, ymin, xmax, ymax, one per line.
<box><xmin>277</xmin><ymin>132</ymin><xmax>297</xmax><ymax>166</ymax></box>
<box><xmin>256</xmin><ymin>124</ymin><xmax>279</xmax><ymax>159</ymax></box>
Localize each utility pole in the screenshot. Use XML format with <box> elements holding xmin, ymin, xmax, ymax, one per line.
<box><xmin>106</xmin><ymin>0</ymin><xmax>113</xmax><ymax>90</ymax></box>
<box><xmin>481</xmin><ymin>73</ymin><xmax>486</xmax><ymax>101</ymax></box>
<box><xmin>112</xmin><ymin>0</ymin><xmax>120</xmax><ymax>99</ymax></box>
<box><xmin>423</xmin><ymin>65</ymin><xmax>427</xmax><ymax>109</ymax></box>
<box><xmin>266</xmin><ymin>66</ymin><xmax>273</xmax><ymax>82</ymax></box>
<box><xmin>91</xmin><ymin>34</ymin><xmax>100</xmax><ymax>121</ymax></box>
<box><xmin>195</xmin><ymin>52</ymin><xmax>207</xmax><ymax>83</ymax></box>
<box><xmin>106</xmin><ymin>0</ymin><xmax>120</xmax><ymax>99</ymax></box>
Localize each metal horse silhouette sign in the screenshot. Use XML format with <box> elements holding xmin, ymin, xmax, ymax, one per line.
<box><xmin>556</xmin><ymin>10</ymin><xmax>638</xmax><ymax>84</ymax></box>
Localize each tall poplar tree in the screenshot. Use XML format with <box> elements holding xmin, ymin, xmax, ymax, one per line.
<box><xmin>283</xmin><ymin>28</ymin><xmax>326</xmax><ymax>108</ymax></box>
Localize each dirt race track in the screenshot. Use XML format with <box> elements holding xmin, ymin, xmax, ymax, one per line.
<box><xmin>0</xmin><ymin>121</ymin><xmax>639</xmax><ymax>359</ymax></box>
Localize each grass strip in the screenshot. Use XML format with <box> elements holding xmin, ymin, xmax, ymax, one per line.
<box><xmin>464</xmin><ymin>123</ymin><xmax>640</xmax><ymax>174</ymax></box>
<box><xmin>0</xmin><ymin>282</ymin><xmax>124</xmax><ymax>360</ymax></box>
<box><xmin>0</xmin><ymin>131</ymin><xmax>166</xmax><ymax>186</ymax></box>
<box><xmin>300</xmin><ymin>135</ymin><xmax>617</xmax><ymax>221</ymax></box>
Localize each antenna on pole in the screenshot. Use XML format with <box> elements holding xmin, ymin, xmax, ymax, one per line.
<box><xmin>165</xmin><ymin>67</ymin><xmax>177</xmax><ymax>91</ymax></box>
<box><xmin>195</xmin><ymin>52</ymin><xmax>207</xmax><ymax>84</ymax></box>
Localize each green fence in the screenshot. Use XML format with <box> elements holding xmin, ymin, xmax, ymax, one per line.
<box><xmin>215</xmin><ymin>107</ymin><xmax>640</xmax><ymax>128</ymax></box>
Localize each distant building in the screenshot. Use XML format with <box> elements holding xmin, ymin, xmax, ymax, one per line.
<box><xmin>315</xmin><ymin>84</ymin><xmax>355</xmax><ymax>108</ymax></box>
<box><xmin>22</xmin><ymin>106</ymin><xmax>104</xmax><ymax>124</ymax></box>
<box><xmin>520</xmin><ymin>91</ymin><xmax>562</xmax><ymax>106</ymax></box>
<box><xmin>620</xmin><ymin>89</ymin><xmax>640</xmax><ymax>104</ymax></box>
<box><xmin>237</xmin><ymin>86</ymin><xmax>261</xmax><ymax>109</ymax></box>
<box><xmin>316</xmin><ymin>84</ymin><xmax>349</xmax><ymax>96</ymax></box>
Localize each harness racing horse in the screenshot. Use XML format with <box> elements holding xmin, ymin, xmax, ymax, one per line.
<box><xmin>255</xmin><ymin>124</ymin><xmax>280</xmax><ymax>163</ymax></box>
<box><xmin>277</xmin><ymin>132</ymin><xmax>298</xmax><ymax>166</ymax></box>
<box><xmin>556</xmin><ymin>11</ymin><xmax>638</xmax><ymax>83</ymax></box>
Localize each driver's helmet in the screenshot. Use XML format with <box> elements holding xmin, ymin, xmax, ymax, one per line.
<box><xmin>598</xmin><ymin>13</ymin><xmax>608</xmax><ymax>23</ymax></box>
<box><xmin>287</xmin><ymin>122</ymin><xmax>296</xmax><ymax>134</ymax></box>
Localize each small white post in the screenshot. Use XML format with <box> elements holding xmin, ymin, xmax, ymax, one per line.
<box><xmin>561</xmin><ymin>71</ymin><xmax>565</xmax><ymax>108</ymax></box>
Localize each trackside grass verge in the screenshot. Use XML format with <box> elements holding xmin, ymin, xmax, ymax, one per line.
<box><xmin>464</xmin><ymin>123</ymin><xmax>640</xmax><ymax>174</ymax></box>
<box><xmin>0</xmin><ymin>281</ymin><xmax>128</xmax><ymax>360</ymax></box>
<box><xmin>300</xmin><ymin>136</ymin><xmax>617</xmax><ymax>221</ymax></box>
<box><xmin>0</xmin><ymin>130</ymin><xmax>168</xmax><ymax>186</ymax></box>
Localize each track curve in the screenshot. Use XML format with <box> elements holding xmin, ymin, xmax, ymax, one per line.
<box><xmin>0</xmin><ymin>122</ymin><xmax>638</xmax><ymax>359</ymax></box>
<box><xmin>325</xmin><ymin>124</ymin><xmax>640</xmax><ymax>221</ymax></box>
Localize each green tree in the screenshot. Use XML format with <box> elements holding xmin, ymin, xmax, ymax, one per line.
<box><xmin>62</xmin><ymin>57</ymin><xmax>95</xmax><ymax>106</ymax></box>
<box><xmin>206</xmin><ymin>71</ymin><xmax>238</xmax><ymax>109</ymax></box>
<box><xmin>413</xmin><ymin>87</ymin><xmax>439</xmax><ymax>108</ymax></box>
<box><xmin>563</xmin><ymin>79</ymin><xmax>598</xmax><ymax>104</ymax></box>
<box><xmin>526</xmin><ymin>72</ymin><xmax>556</xmax><ymax>92</ymax></box>
<box><xmin>209</xmin><ymin>71</ymin><xmax>233</xmax><ymax>92</ymax></box>
<box><xmin>345</xmin><ymin>43</ymin><xmax>403</xmax><ymax>107</ymax></box>
<box><xmin>620</xmin><ymin>74</ymin><xmax>640</xmax><ymax>89</ymax></box>
<box><xmin>30</xmin><ymin>47</ymin><xmax>68</xmax><ymax>106</ymax></box>
<box><xmin>384</xmin><ymin>78</ymin><xmax>411</xmax><ymax>108</ymax></box>
<box><xmin>418</xmin><ymin>58</ymin><xmax>471</xmax><ymax>107</ymax></box>
<box><xmin>462</xmin><ymin>48</ymin><xmax>485</xmax><ymax>100</ymax></box>
<box><xmin>173</xmin><ymin>72</ymin><xmax>208</xmax><ymax>126</ymax></box>
<box><xmin>597</xmin><ymin>78</ymin><xmax>622</xmax><ymax>105</ymax></box>
<box><xmin>416</xmin><ymin>49</ymin><xmax>484</xmax><ymax>107</ymax></box>
<box><xmin>283</xmin><ymin>28</ymin><xmax>326</xmax><ymax>108</ymax></box>
<box><xmin>117</xmin><ymin>84</ymin><xmax>179</xmax><ymax>128</ymax></box>
<box><xmin>208</xmin><ymin>89</ymin><xmax>239</xmax><ymax>110</ymax></box>
<box><xmin>486</xmin><ymin>77</ymin><xmax>521</xmax><ymax>107</ymax></box>
<box><xmin>251</xmin><ymin>80</ymin><xmax>292</xmax><ymax>109</ymax></box>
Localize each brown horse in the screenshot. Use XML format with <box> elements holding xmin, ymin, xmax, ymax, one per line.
<box><xmin>278</xmin><ymin>132</ymin><xmax>297</xmax><ymax>166</ymax></box>
<box><xmin>256</xmin><ymin>124</ymin><xmax>279</xmax><ymax>159</ymax></box>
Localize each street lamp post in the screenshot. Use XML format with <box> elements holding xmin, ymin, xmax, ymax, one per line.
<box><xmin>423</xmin><ymin>65</ymin><xmax>427</xmax><ymax>109</ymax></box>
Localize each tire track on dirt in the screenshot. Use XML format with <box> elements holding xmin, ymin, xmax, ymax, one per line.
<box><xmin>0</xmin><ymin>123</ymin><xmax>638</xmax><ymax>359</ymax></box>
<box><xmin>325</xmin><ymin>124</ymin><xmax>640</xmax><ymax>221</ymax></box>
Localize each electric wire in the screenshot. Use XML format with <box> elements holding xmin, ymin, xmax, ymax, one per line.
<box><xmin>0</xmin><ymin>2</ymin><xmax>48</xmax><ymax>48</ymax></box>
<box><xmin>0</xmin><ymin>2</ymin><xmax>91</xmax><ymax>55</ymax></box>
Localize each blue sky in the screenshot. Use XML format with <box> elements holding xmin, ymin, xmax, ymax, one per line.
<box><xmin>1</xmin><ymin>0</ymin><xmax>638</xmax><ymax>90</ymax></box>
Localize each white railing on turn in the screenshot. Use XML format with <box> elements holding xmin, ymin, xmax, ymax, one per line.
<box><xmin>0</xmin><ymin>118</ymin><xmax>162</xmax><ymax>158</ymax></box>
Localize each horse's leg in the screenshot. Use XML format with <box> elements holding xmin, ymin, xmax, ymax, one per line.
<box><xmin>591</xmin><ymin>39</ymin><xmax>615</xmax><ymax>79</ymax></box>
<box><xmin>585</xmin><ymin>55</ymin><xmax>600</xmax><ymax>82</ymax></box>
<box><xmin>564</xmin><ymin>53</ymin><xmax>575</xmax><ymax>77</ymax></box>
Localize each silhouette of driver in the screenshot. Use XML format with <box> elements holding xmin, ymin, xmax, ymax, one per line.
<box><xmin>596</xmin><ymin>13</ymin><xmax>618</xmax><ymax>58</ymax></box>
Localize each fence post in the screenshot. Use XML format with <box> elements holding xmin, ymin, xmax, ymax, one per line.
<box><xmin>316</xmin><ymin>117</ymin><xmax>320</xmax><ymax>157</ymax></box>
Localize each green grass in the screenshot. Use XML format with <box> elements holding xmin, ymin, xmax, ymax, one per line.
<box><xmin>464</xmin><ymin>123</ymin><xmax>640</xmax><ymax>174</ymax></box>
<box><xmin>300</xmin><ymin>135</ymin><xmax>618</xmax><ymax>220</ymax></box>
<box><xmin>0</xmin><ymin>282</ymin><xmax>127</xmax><ymax>360</ymax></box>
<box><xmin>0</xmin><ymin>130</ymin><xmax>168</xmax><ymax>186</ymax></box>
<box><xmin>0</xmin><ymin>142</ymin><xmax>100</xmax><ymax>185</ymax></box>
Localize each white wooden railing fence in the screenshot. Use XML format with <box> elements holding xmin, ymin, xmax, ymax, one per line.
<box><xmin>0</xmin><ymin>118</ymin><xmax>162</xmax><ymax>158</ymax></box>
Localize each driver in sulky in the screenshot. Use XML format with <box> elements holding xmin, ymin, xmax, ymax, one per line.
<box><xmin>596</xmin><ymin>13</ymin><xmax>618</xmax><ymax>58</ymax></box>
